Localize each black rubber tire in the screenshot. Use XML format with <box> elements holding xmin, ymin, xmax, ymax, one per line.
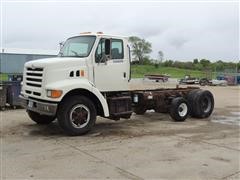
<box><xmin>27</xmin><ymin>110</ymin><xmax>56</xmax><ymax>124</ymax></box>
<box><xmin>170</xmin><ymin>97</ymin><xmax>189</xmax><ymax>122</ymax></box>
<box><xmin>187</xmin><ymin>89</ymin><xmax>202</xmax><ymax>117</ymax></box>
<box><xmin>133</xmin><ymin>106</ymin><xmax>146</xmax><ymax>115</ymax></box>
<box><xmin>57</xmin><ymin>96</ymin><xmax>96</xmax><ymax>136</ymax></box>
<box><xmin>193</xmin><ymin>90</ymin><xmax>214</xmax><ymax>118</ymax></box>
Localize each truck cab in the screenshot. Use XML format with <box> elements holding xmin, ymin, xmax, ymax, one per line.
<box><xmin>22</xmin><ymin>33</ymin><xmax>130</xmax><ymax>98</ymax></box>
<box><xmin>20</xmin><ymin>32</ymin><xmax>214</xmax><ymax>136</ymax></box>
<box><xmin>58</xmin><ymin>33</ymin><xmax>131</xmax><ymax>92</ymax></box>
<box><xmin>20</xmin><ymin>33</ymin><xmax>132</xmax><ymax>133</ymax></box>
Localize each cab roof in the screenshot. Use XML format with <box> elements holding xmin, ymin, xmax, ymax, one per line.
<box><xmin>70</xmin><ymin>32</ymin><xmax>128</xmax><ymax>40</ymax></box>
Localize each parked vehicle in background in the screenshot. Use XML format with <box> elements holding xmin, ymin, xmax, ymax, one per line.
<box><xmin>217</xmin><ymin>74</ymin><xmax>240</xmax><ymax>86</ymax></box>
<box><xmin>199</xmin><ymin>78</ymin><xmax>227</xmax><ymax>86</ymax></box>
<box><xmin>19</xmin><ymin>32</ymin><xmax>215</xmax><ymax>136</ymax></box>
<box><xmin>199</xmin><ymin>78</ymin><xmax>211</xmax><ymax>86</ymax></box>
<box><xmin>179</xmin><ymin>75</ymin><xmax>199</xmax><ymax>84</ymax></box>
<box><xmin>144</xmin><ymin>74</ymin><xmax>169</xmax><ymax>82</ymax></box>
<box><xmin>211</xmin><ymin>79</ymin><xmax>227</xmax><ymax>86</ymax></box>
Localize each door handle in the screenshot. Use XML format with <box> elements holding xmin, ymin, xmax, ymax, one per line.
<box><xmin>123</xmin><ymin>72</ymin><xmax>126</xmax><ymax>78</ymax></box>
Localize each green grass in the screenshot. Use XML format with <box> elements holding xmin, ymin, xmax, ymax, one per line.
<box><xmin>0</xmin><ymin>73</ymin><xmax>8</xmax><ymax>81</ymax></box>
<box><xmin>0</xmin><ymin>65</ymin><xmax>216</xmax><ymax>82</ymax></box>
<box><xmin>131</xmin><ymin>65</ymin><xmax>214</xmax><ymax>79</ymax></box>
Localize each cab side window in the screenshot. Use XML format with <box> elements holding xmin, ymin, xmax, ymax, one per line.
<box><xmin>95</xmin><ymin>39</ymin><xmax>105</xmax><ymax>63</ymax></box>
<box><xmin>111</xmin><ymin>39</ymin><xmax>124</xmax><ymax>59</ymax></box>
<box><xmin>95</xmin><ymin>38</ymin><xmax>124</xmax><ymax>63</ymax></box>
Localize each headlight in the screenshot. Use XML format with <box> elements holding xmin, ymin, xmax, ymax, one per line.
<box><xmin>46</xmin><ymin>90</ymin><xmax>62</xmax><ymax>98</ymax></box>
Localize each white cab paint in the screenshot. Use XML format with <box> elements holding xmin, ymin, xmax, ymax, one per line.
<box><xmin>21</xmin><ymin>33</ymin><xmax>131</xmax><ymax>117</ymax></box>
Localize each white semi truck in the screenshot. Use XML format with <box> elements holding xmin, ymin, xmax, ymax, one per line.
<box><xmin>20</xmin><ymin>32</ymin><xmax>214</xmax><ymax>135</ymax></box>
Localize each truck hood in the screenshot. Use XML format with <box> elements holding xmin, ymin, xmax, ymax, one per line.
<box><xmin>25</xmin><ymin>57</ymin><xmax>87</xmax><ymax>68</ymax></box>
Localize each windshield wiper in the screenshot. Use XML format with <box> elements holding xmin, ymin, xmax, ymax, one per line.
<box><xmin>59</xmin><ymin>50</ymin><xmax>86</xmax><ymax>58</ymax></box>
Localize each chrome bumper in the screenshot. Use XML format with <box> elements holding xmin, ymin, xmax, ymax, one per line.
<box><xmin>20</xmin><ymin>95</ymin><xmax>58</xmax><ymax>116</ymax></box>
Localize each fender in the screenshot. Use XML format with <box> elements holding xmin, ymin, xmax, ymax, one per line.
<box><xmin>45</xmin><ymin>79</ymin><xmax>109</xmax><ymax>117</ymax></box>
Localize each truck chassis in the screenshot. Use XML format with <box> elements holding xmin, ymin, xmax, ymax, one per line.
<box><xmin>21</xmin><ymin>86</ymin><xmax>214</xmax><ymax>135</ymax></box>
<box><xmin>106</xmin><ymin>86</ymin><xmax>214</xmax><ymax>121</ymax></box>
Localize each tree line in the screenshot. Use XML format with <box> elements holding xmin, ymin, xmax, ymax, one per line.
<box><xmin>129</xmin><ymin>36</ymin><xmax>240</xmax><ymax>72</ymax></box>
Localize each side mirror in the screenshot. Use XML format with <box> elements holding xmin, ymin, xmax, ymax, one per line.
<box><xmin>97</xmin><ymin>39</ymin><xmax>111</xmax><ymax>64</ymax></box>
<box><xmin>59</xmin><ymin>41</ymin><xmax>64</xmax><ymax>49</ymax></box>
<box><xmin>105</xmin><ymin>39</ymin><xmax>111</xmax><ymax>56</ymax></box>
<box><xmin>101</xmin><ymin>54</ymin><xmax>108</xmax><ymax>64</ymax></box>
<box><xmin>58</xmin><ymin>41</ymin><xmax>65</xmax><ymax>56</ymax></box>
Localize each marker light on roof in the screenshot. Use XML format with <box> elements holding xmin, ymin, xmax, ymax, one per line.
<box><xmin>80</xmin><ymin>32</ymin><xmax>92</xmax><ymax>34</ymax></box>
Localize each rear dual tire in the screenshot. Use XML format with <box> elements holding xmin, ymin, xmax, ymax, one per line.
<box><xmin>169</xmin><ymin>89</ymin><xmax>214</xmax><ymax>121</ymax></box>
<box><xmin>187</xmin><ymin>90</ymin><xmax>214</xmax><ymax>118</ymax></box>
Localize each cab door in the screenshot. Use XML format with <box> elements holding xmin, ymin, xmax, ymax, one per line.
<box><xmin>93</xmin><ymin>38</ymin><xmax>129</xmax><ymax>92</ymax></box>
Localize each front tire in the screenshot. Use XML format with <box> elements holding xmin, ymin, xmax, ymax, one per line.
<box><xmin>57</xmin><ymin>96</ymin><xmax>96</xmax><ymax>136</ymax></box>
<box><xmin>27</xmin><ymin>110</ymin><xmax>56</xmax><ymax>124</ymax></box>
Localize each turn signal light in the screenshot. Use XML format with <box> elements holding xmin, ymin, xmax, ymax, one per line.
<box><xmin>80</xmin><ymin>70</ymin><xmax>85</xmax><ymax>77</ymax></box>
<box><xmin>47</xmin><ymin>90</ymin><xmax>62</xmax><ymax>98</ymax></box>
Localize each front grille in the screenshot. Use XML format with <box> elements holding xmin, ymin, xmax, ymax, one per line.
<box><xmin>33</xmin><ymin>92</ymin><xmax>41</xmax><ymax>96</ymax></box>
<box><xmin>27</xmin><ymin>67</ymin><xmax>43</xmax><ymax>71</ymax></box>
<box><xmin>26</xmin><ymin>72</ymin><xmax>42</xmax><ymax>77</ymax></box>
<box><xmin>25</xmin><ymin>90</ymin><xmax>41</xmax><ymax>96</ymax></box>
<box><xmin>26</xmin><ymin>82</ymin><xmax>42</xmax><ymax>87</ymax></box>
<box><xmin>25</xmin><ymin>67</ymin><xmax>44</xmax><ymax>88</ymax></box>
<box><xmin>26</xmin><ymin>78</ymin><xmax>42</xmax><ymax>82</ymax></box>
<box><xmin>25</xmin><ymin>90</ymin><xmax>31</xmax><ymax>94</ymax></box>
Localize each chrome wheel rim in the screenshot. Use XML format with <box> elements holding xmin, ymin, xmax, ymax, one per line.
<box><xmin>70</xmin><ymin>104</ymin><xmax>90</xmax><ymax>128</ymax></box>
<box><xmin>178</xmin><ymin>103</ymin><xmax>188</xmax><ymax>117</ymax></box>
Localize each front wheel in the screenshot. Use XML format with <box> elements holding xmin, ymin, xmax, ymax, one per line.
<box><xmin>57</xmin><ymin>96</ymin><xmax>96</xmax><ymax>136</ymax></box>
<box><xmin>27</xmin><ymin>110</ymin><xmax>56</xmax><ymax>124</ymax></box>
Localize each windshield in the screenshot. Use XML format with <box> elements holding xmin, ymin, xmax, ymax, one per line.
<box><xmin>59</xmin><ymin>36</ymin><xmax>96</xmax><ymax>57</ymax></box>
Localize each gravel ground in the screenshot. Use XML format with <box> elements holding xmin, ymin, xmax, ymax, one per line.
<box><xmin>1</xmin><ymin>81</ymin><xmax>240</xmax><ymax>179</ymax></box>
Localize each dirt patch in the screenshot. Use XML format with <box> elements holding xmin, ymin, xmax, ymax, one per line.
<box><xmin>211</xmin><ymin>157</ymin><xmax>231</xmax><ymax>163</ymax></box>
<box><xmin>2</xmin><ymin>85</ymin><xmax>240</xmax><ymax>179</ymax></box>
